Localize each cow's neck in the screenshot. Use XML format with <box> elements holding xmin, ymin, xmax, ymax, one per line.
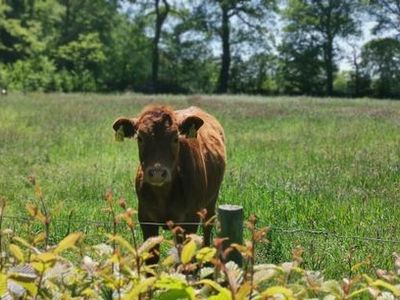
<box><xmin>148</xmin><ymin>182</ymin><xmax>173</xmax><ymax>199</ymax></box>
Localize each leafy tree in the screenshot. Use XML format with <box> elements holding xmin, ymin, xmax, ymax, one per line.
<box><xmin>230</xmin><ymin>53</ymin><xmax>279</xmax><ymax>94</ymax></box>
<box><xmin>151</xmin><ymin>0</ymin><xmax>171</xmax><ymax>92</ymax></box>
<box><xmin>154</xmin><ymin>6</ymin><xmax>218</xmax><ymax>93</ymax></box>
<box><xmin>361</xmin><ymin>38</ymin><xmax>400</xmax><ymax>98</ymax></box>
<box><xmin>101</xmin><ymin>13</ymin><xmax>152</xmax><ymax>91</ymax></box>
<box><xmin>343</xmin><ymin>41</ymin><xmax>372</xmax><ymax>97</ymax></box>
<box><xmin>368</xmin><ymin>0</ymin><xmax>400</xmax><ymax>36</ymax></box>
<box><xmin>51</xmin><ymin>0</ymin><xmax>121</xmax><ymax>90</ymax></box>
<box><xmin>5</xmin><ymin>56</ymin><xmax>57</xmax><ymax>92</ymax></box>
<box><xmin>125</xmin><ymin>1</ymin><xmax>219</xmax><ymax>93</ymax></box>
<box><xmin>277</xmin><ymin>33</ymin><xmax>325</xmax><ymax>95</ymax></box>
<box><xmin>58</xmin><ymin>0</ymin><xmax>118</xmax><ymax>45</ymax></box>
<box><xmin>283</xmin><ymin>0</ymin><xmax>361</xmax><ymax>95</ymax></box>
<box><xmin>56</xmin><ymin>32</ymin><xmax>106</xmax><ymax>91</ymax></box>
<box><xmin>162</xmin><ymin>29</ymin><xmax>217</xmax><ymax>93</ymax></box>
<box><xmin>192</xmin><ymin>0</ymin><xmax>276</xmax><ymax>93</ymax></box>
<box><xmin>127</xmin><ymin>0</ymin><xmax>172</xmax><ymax>92</ymax></box>
<box><xmin>346</xmin><ymin>70</ymin><xmax>372</xmax><ymax>97</ymax></box>
<box><xmin>0</xmin><ymin>1</ymin><xmax>64</xmax><ymax>89</ymax></box>
<box><xmin>0</xmin><ymin>1</ymin><xmax>43</xmax><ymax>63</ymax></box>
<box><xmin>57</xmin><ymin>33</ymin><xmax>105</xmax><ymax>72</ymax></box>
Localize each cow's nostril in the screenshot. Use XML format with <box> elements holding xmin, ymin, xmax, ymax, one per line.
<box><xmin>146</xmin><ymin>166</ymin><xmax>169</xmax><ymax>184</ymax></box>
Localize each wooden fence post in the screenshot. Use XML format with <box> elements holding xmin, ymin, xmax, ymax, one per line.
<box><xmin>218</xmin><ymin>204</ymin><xmax>243</xmax><ymax>266</ymax></box>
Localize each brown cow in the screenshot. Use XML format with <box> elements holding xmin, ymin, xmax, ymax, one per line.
<box><xmin>113</xmin><ymin>105</ymin><xmax>226</xmax><ymax>263</ymax></box>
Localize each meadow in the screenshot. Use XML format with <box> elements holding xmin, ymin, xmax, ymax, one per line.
<box><xmin>0</xmin><ymin>93</ymin><xmax>399</xmax><ymax>279</ymax></box>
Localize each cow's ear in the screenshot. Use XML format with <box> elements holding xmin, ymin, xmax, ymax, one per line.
<box><xmin>179</xmin><ymin>116</ymin><xmax>204</xmax><ymax>138</ymax></box>
<box><xmin>112</xmin><ymin>117</ymin><xmax>137</xmax><ymax>141</ymax></box>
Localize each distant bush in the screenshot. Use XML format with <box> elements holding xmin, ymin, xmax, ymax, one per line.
<box><xmin>4</xmin><ymin>56</ymin><xmax>57</xmax><ymax>92</ymax></box>
<box><xmin>0</xmin><ymin>184</ymin><xmax>399</xmax><ymax>299</ymax></box>
<box><xmin>3</xmin><ymin>61</ymin><xmax>99</xmax><ymax>93</ymax></box>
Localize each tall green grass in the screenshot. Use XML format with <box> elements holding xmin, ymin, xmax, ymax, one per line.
<box><xmin>1</xmin><ymin>92</ymin><xmax>399</xmax><ymax>278</ymax></box>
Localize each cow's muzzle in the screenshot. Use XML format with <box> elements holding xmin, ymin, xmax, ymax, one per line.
<box><xmin>145</xmin><ymin>163</ymin><xmax>171</xmax><ymax>186</ymax></box>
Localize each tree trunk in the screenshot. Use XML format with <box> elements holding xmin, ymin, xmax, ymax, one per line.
<box><xmin>323</xmin><ymin>2</ymin><xmax>334</xmax><ymax>96</ymax></box>
<box><xmin>152</xmin><ymin>0</ymin><xmax>169</xmax><ymax>93</ymax></box>
<box><xmin>60</xmin><ymin>0</ymin><xmax>71</xmax><ymax>44</ymax></box>
<box><xmin>216</xmin><ymin>4</ymin><xmax>230</xmax><ymax>94</ymax></box>
<box><xmin>354</xmin><ymin>60</ymin><xmax>360</xmax><ymax>97</ymax></box>
<box><xmin>324</xmin><ymin>38</ymin><xmax>334</xmax><ymax>96</ymax></box>
<box><xmin>350</xmin><ymin>46</ymin><xmax>360</xmax><ymax>97</ymax></box>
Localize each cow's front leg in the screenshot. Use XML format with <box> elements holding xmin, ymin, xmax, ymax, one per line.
<box><xmin>180</xmin><ymin>214</ymin><xmax>200</xmax><ymax>244</ymax></box>
<box><xmin>203</xmin><ymin>205</ymin><xmax>216</xmax><ymax>247</ymax></box>
<box><xmin>140</xmin><ymin>223</ymin><xmax>160</xmax><ymax>265</ymax></box>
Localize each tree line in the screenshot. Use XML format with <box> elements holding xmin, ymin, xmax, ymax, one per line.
<box><xmin>0</xmin><ymin>0</ymin><xmax>399</xmax><ymax>98</ymax></box>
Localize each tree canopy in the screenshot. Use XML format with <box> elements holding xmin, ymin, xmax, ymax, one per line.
<box><xmin>0</xmin><ymin>0</ymin><xmax>399</xmax><ymax>98</ymax></box>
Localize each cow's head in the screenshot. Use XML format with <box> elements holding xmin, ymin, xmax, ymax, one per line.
<box><xmin>113</xmin><ymin>106</ymin><xmax>203</xmax><ymax>187</ymax></box>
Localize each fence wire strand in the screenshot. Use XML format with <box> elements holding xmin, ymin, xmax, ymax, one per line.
<box><xmin>2</xmin><ymin>214</ymin><xmax>400</xmax><ymax>245</ymax></box>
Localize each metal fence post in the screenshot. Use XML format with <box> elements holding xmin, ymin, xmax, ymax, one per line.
<box><xmin>218</xmin><ymin>204</ymin><xmax>244</xmax><ymax>266</ymax></box>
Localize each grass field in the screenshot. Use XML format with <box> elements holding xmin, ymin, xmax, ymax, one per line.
<box><xmin>0</xmin><ymin>92</ymin><xmax>399</xmax><ymax>278</ymax></box>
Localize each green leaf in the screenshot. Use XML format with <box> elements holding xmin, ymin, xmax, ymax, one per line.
<box><xmin>199</xmin><ymin>279</ymin><xmax>232</xmax><ymax>300</ymax></box>
<box><xmin>12</xmin><ymin>236</ymin><xmax>32</xmax><ymax>249</ymax></box>
<box><xmin>254</xmin><ymin>268</ymin><xmax>277</xmax><ymax>284</ymax></box>
<box><xmin>200</xmin><ymin>267</ymin><xmax>214</xmax><ymax>279</ymax></box>
<box><xmin>54</xmin><ymin>232</ymin><xmax>83</xmax><ymax>254</ymax></box>
<box><xmin>181</xmin><ymin>240</ymin><xmax>197</xmax><ymax>264</ymax></box>
<box><xmin>122</xmin><ymin>277</ymin><xmax>156</xmax><ymax>300</ymax></box>
<box><xmin>348</xmin><ymin>288</ymin><xmax>370</xmax><ymax>299</ymax></box>
<box><xmin>154</xmin><ymin>276</ymin><xmax>196</xmax><ymax>300</ymax></box>
<box><xmin>25</xmin><ymin>203</ymin><xmax>45</xmax><ymax>223</ymax></box>
<box><xmin>261</xmin><ymin>286</ymin><xmax>295</xmax><ymax>300</ymax></box>
<box><xmin>372</xmin><ymin>279</ymin><xmax>400</xmax><ymax>297</ymax></box>
<box><xmin>162</xmin><ymin>254</ymin><xmax>177</xmax><ymax>266</ymax></box>
<box><xmin>107</xmin><ymin>234</ymin><xmax>136</xmax><ymax>254</ymax></box>
<box><xmin>12</xmin><ymin>236</ymin><xmax>40</xmax><ymax>257</ymax></box>
<box><xmin>138</xmin><ymin>236</ymin><xmax>164</xmax><ymax>255</ymax></box>
<box><xmin>0</xmin><ymin>273</ymin><xmax>7</xmax><ymax>296</ymax></box>
<box><xmin>33</xmin><ymin>232</ymin><xmax>47</xmax><ymax>245</ymax></box>
<box><xmin>155</xmin><ymin>275</ymin><xmax>192</xmax><ymax>291</ymax></box>
<box><xmin>208</xmin><ymin>295</ymin><xmax>230</xmax><ymax>300</ymax></box>
<box><xmin>8</xmin><ymin>265</ymin><xmax>37</xmax><ymax>281</ymax></box>
<box><xmin>196</xmin><ymin>247</ymin><xmax>216</xmax><ymax>263</ymax></box>
<box><xmin>9</xmin><ymin>244</ymin><xmax>24</xmax><ymax>263</ymax></box>
<box><xmin>236</xmin><ymin>282</ymin><xmax>251</xmax><ymax>300</ymax></box>
<box><xmin>155</xmin><ymin>289</ymin><xmax>195</xmax><ymax>300</ymax></box>
<box><xmin>81</xmin><ymin>288</ymin><xmax>97</xmax><ymax>297</ymax></box>
<box><xmin>8</xmin><ymin>279</ymin><xmax>37</xmax><ymax>297</ymax></box>
<box><xmin>321</xmin><ymin>280</ymin><xmax>345</xmax><ymax>298</ymax></box>
<box><xmin>34</xmin><ymin>252</ymin><xmax>57</xmax><ymax>263</ymax></box>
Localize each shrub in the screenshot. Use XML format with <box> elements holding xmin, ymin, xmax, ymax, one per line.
<box><xmin>5</xmin><ymin>56</ymin><xmax>57</xmax><ymax>92</ymax></box>
<box><xmin>0</xmin><ymin>184</ymin><xmax>399</xmax><ymax>299</ymax></box>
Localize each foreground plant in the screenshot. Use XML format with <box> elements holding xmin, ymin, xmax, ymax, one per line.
<box><xmin>0</xmin><ymin>191</ymin><xmax>399</xmax><ymax>299</ymax></box>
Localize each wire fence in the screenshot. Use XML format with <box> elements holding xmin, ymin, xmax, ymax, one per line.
<box><xmin>2</xmin><ymin>214</ymin><xmax>400</xmax><ymax>245</ymax></box>
<box><xmin>267</xmin><ymin>225</ymin><xmax>400</xmax><ymax>244</ymax></box>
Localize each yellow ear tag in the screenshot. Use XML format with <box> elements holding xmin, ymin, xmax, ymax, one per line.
<box><xmin>115</xmin><ymin>126</ymin><xmax>125</xmax><ymax>142</ymax></box>
<box><xmin>187</xmin><ymin>124</ymin><xmax>197</xmax><ymax>138</ymax></box>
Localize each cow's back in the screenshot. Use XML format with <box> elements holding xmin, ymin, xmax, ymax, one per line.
<box><xmin>175</xmin><ymin>107</ymin><xmax>226</xmax><ymax>211</ymax></box>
